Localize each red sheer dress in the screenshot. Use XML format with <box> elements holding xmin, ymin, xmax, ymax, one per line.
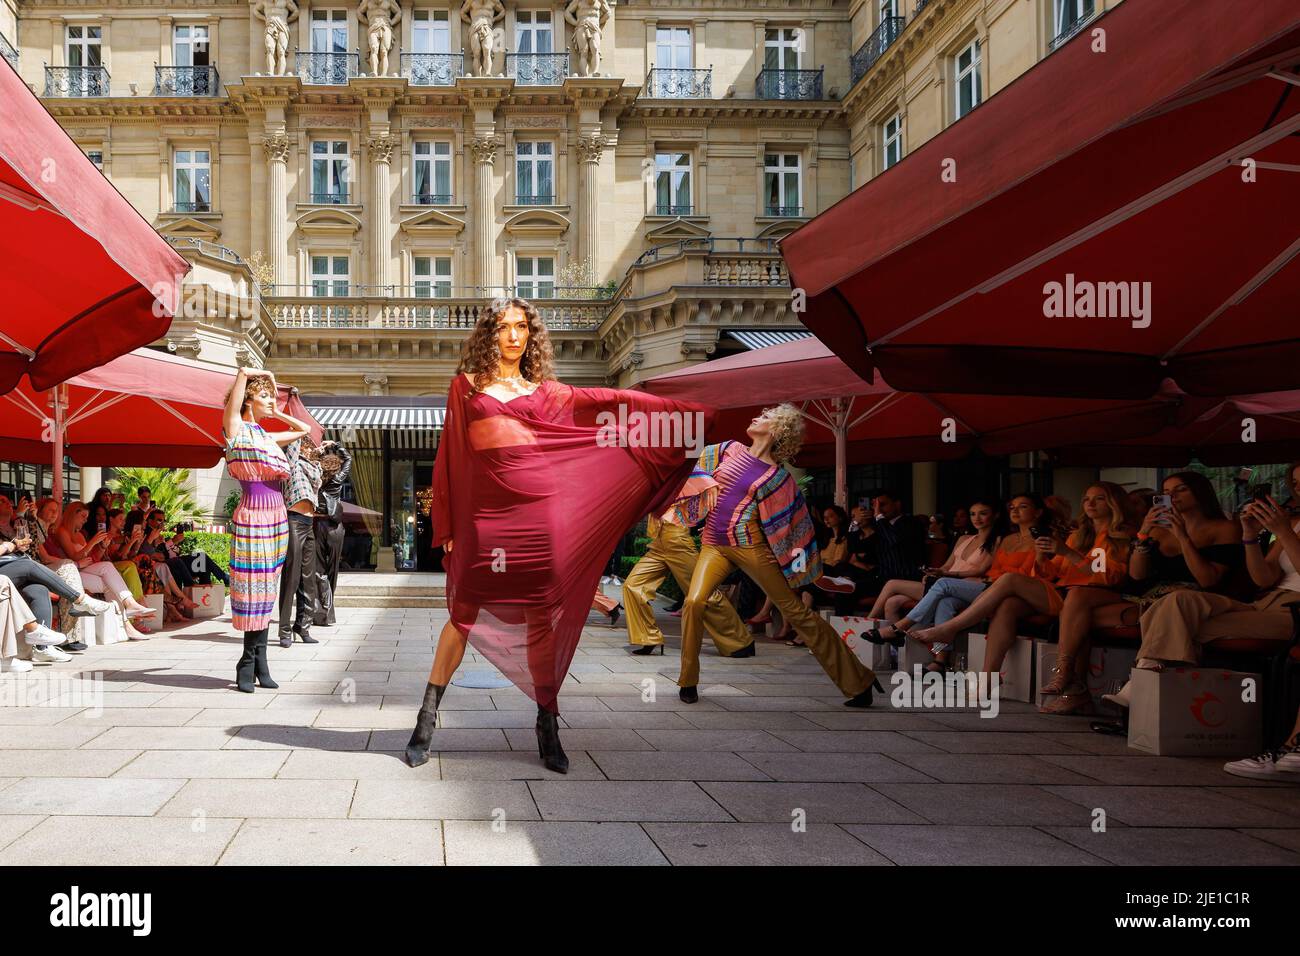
<box><xmin>432</xmin><ymin>373</ymin><xmax>711</xmax><ymax>712</ymax></box>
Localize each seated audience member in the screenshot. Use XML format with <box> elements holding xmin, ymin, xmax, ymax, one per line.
<box><xmin>131</xmin><ymin>486</ymin><xmax>153</xmax><ymax>513</ymax></box>
<box><xmin>949</xmin><ymin>507</ymin><xmax>972</xmax><ymax>538</ymax></box>
<box><xmin>0</xmin><ymin>575</ymin><xmax>80</xmax><ymax>672</ymax></box>
<box><xmin>145</xmin><ymin>509</ymin><xmax>230</xmax><ymax>589</ymax></box>
<box><xmin>104</xmin><ymin>508</ymin><xmax>196</xmax><ymax>623</ymax></box>
<box><xmin>827</xmin><ymin>503</ymin><xmax>881</xmax><ymax>615</ymax></box>
<box><xmin>47</xmin><ymin>501</ymin><xmax>157</xmax><ymax>639</ymax></box>
<box><xmin>1224</xmin><ymin>701</ymin><xmax>1300</xmax><ymax>779</ymax></box>
<box><xmin>1128</xmin><ymin>488</ymin><xmax>1156</xmax><ymax>527</ymax></box>
<box><xmin>866</xmin><ymin>497</ymin><xmax>1004</xmax><ymax>651</ymax></box>
<box><xmin>870</xmin><ymin>489</ymin><xmax>927</xmax><ymax>585</ymax></box>
<box><xmin>912</xmin><ymin>488</ymin><xmax>1131</xmax><ymax>677</ymax></box>
<box><xmin>774</xmin><ymin>504</ymin><xmax>852</xmax><ymax>645</ymax></box>
<box><xmin>1034</xmin><ymin>483</ymin><xmax>1140</xmax><ymax>714</ymax></box>
<box><xmin>1105</xmin><ymin>472</ymin><xmax>1300</xmax><ymax>710</ymax></box>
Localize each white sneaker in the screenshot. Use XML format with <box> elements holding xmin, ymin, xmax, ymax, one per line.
<box><xmin>73</xmin><ymin>594</ymin><xmax>114</xmax><ymax>616</ymax></box>
<box><xmin>31</xmin><ymin>645</ymin><xmax>73</xmax><ymax>664</ymax></box>
<box><xmin>4</xmin><ymin>658</ymin><xmax>33</xmax><ymax>673</ymax></box>
<box><xmin>26</xmin><ymin>623</ymin><xmax>67</xmax><ymax>647</ymax></box>
<box><xmin>1223</xmin><ymin>744</ymin><xmax>1300</xmax><ymax>780</ymax></box>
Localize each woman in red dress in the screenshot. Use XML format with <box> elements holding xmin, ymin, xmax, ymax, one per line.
<box><xmin>405</xmin><ymin>298</ymin><xmax>710</xmax><ymax>773</ymax></box>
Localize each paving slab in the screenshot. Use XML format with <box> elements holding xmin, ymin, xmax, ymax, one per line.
<box><xmin>1043</xmin><ymin>826</ymin><xmax>1300</xmax><ymax>866</ymax></box>
<box><xmin>845</xmin><ymin>824</ymin><xmax>1106</xmax><ymax>865</ymax></box>
<box><xmin>350</xmin><ymin>779</ymin><xmax>538</xmax><ymax>820</ymax></box>
<box><xmin>643</xmin><ymin>823</ymin><xmax>892</xmax><ymax>866</ymax></box>
<box><xmin>527</xmin><ymin>781</ymin><xmax>733</xmax><ymax>822</ymax></box>
<box><xmin>1044</xmin><ymin>786</ymin><xmax>1299</xmax><ymax>828</ymax></box>
<box><xmin>0</xmin><ymin>777</ymin><xmax>185</xmax><ymax>816</ymax></box>
<box><xmin>159</xmin><ymin>778</ymin><xmax>357</xmax><ymax>819</ymax></box>
<box><xmin>444</xmin><ymin>821</ymin><xmax>667</xmax><ymax>865</ymax></box>
<box><xmin>587</xmin><ymin>751</ymin><xmax>772</xmax><ymax>781</ymax></box>
<box><xmin>0</xmin><ymin>815</ymin><xmax>241</xmax><ymax>865</ymax></box>
<box><xmin>219</xmin><ymin>819</ymin><xmax>443</xmax><ymax>866</ymax></box>
<box><xmin>700</xmin><ymin>781</ymin><xmax>928</xmax><ymax>825</ymax></box>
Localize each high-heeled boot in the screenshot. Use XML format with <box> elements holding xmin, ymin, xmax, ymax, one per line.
<box><xmin>235</xmin><ymin>632</ymin><xmax>257</xmax><ymax>693</ymax></box>
<box><xmin>535</xmin><ymin>705</ymin><xmax>569</xmax><ymax>774</ymax></box>
<box><xmin>405</xmin><ymin>682</ymin><xmax>446</xmax><ymax>768</ymax></box>
<box><xmin>252</xmin><ymin>629</ymin><xmax>278</xmax><ymax>689</ymax></box>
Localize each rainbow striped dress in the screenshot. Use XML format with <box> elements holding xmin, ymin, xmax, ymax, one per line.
<box><xmin>224</xmin><ymin>420</ymin><xmax>291</xmax><ymax>631</ymax></box>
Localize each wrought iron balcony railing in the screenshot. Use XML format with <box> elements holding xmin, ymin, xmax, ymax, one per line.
<box><xmin>155</xmin><ymin>65</ymin><xmax>220</xmax><ymax>96</ymax></box>
<box><xmin>309</xmin><ymin>191</ymin><xmax>351</xmax><ymax>205</ymax></box>
<box><xmin>172</xmin><ymin>201</ymin><xmax>212</xmax><ymax>214</ymax></box>
<box><xmin>401</xmin><ymin>52</ymin><xmax>463</xmax><ymax>86</ymax></box>
<box><xmin>506</xmin><ymin>52</ymin><xmax>569</xmax><ymax>86</ymax></box>
<box><xmin>764</xmin><ymin>205</ymin><xmax>804</xmax><ymax>217</ymax></box>
<box><xmin>644</xmin><ymin>67</ymin><xmax>713</xmax><ymax>98</ymax></box>
<box><xmin>411</xmin><ymin>193</ymin><xmax>454</xmax><ymax>205</ymax></box>
<box><xmin>1050</xmin><ymin>10</ymin><xmax>1097</xmax><ymax>51</ymax></box>
<box><xmin>0</xmin><ymin>32</ymin><xmax>17</xmax><ymax>69</ymax></box>
<box><xmin>850</xmin><ymin>15</ymin><xmax>905</xmax><ymax>85</ymax></box>
<box><xmin>296</xmin><ymin>51</ymin><xmax>359</xmax><ymax>85</ymax></box>
<box><xmin>755</xmin><ymin>68</ymin><xmax>824</xmax><ymax>100</ymax></box>
<box><xmin>514</xmin><ymin>193</ymin><xmax>555</xmax><ymax>206</ymax></box>
<box><xmin>654</xmin><ymin>203</ymin><xmax>694</xmax><ymax>216</ymax></box>
<box><xmin>44</xmin><ymin>65</ymin><xmax>110</xmax><ymax>97</ymax></box>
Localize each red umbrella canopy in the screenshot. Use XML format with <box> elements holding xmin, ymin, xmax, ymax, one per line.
<box><xmin>781</xmin><ymin>0</ymin><xmax>1300</xmax><ymax>399</ymax></box>
<box><xmin>1053</xmin><ymin>388</ymin><xmax>1300</xmax><ymax>467</ymax></box>
<box><xmin>0</xmin><ymin>60</ymin><xmax>189</xmax><ymax>394</ymax></box>
<box><xmin>640</xmin><ymin>338</ymin><xmax>1186</xmax><ymax>464</ymax></box>
<box><xmin>0</xmin><ymin>349</ymin><xmax>322</xmax><ymax>468</ymax></box>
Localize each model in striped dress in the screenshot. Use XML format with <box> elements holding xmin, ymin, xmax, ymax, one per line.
<box><xmin>223</xmin><ymin>368</ymin><xmax>311</xmax><ymax>693</ymax></box>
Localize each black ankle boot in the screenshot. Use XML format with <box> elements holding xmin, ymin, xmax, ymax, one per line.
<box><xmin>728</xmin><ymin>642</ymin><xmax>756</xmax><ymax>658</ymax></box>
<box><xmin>253</xmin><ymin>630</ymin><xmax>278</xmax><ymax>689</ymax></box>
<box><xmin>679</xmin><ymin>685</ymin><xmax>699</xmax><ymax>704</ymax></box>
<box><xmin>295</xmin><ymin>627</ymin><xmax>319</xmax><ymax>644</ymax></box>
<box><xmin>844</xmin><ymin>677</ymin><xmax>884</xmax><ymax>708</ymax></box>
<box><xmin>405</xmin><ymin>683</ymin><xmax>446</xmax><ymax>768</ymax></box>
<box><xmin>235</xmin><ymin>632</ymin><xmax>257</xmax><ymax>693</ymax></box>
<box><xmin>535</xmin><ymin>706</ymin><xmax>568</xmax><ymax>774</ymax></box>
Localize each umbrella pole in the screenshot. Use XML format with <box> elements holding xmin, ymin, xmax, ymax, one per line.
<box><xmin>834</xmin><ymin>396</ymin><xmax>849</xmax><ymax>509</ymax></box>
<box><xmin>51</xmin><ymin>386</ymin><xmax>65</xmax><ymax>502</ymax></box>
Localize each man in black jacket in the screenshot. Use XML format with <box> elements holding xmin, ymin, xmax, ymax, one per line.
<box><xmin>313</xmin><ymin>440</ymin><xmax>352</xmax><ymax>627</ymax></box>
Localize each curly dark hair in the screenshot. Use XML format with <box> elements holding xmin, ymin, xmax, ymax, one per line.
<box><xmin>457</xmin><ymin>297</ymin><xmax>555</xmax><ymax>393</ymax></box>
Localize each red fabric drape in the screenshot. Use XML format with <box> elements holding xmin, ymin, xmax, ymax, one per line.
<box><xmin>432</xmin><ymin>374</ymin><xmax>712</xmax><ymax>711</ymax></box>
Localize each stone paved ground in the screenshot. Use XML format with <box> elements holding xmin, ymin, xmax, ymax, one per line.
<box><xmin>0</xmin><ymin>598</ymin><xmax>1296</xmax><ymax>866</ymax></box>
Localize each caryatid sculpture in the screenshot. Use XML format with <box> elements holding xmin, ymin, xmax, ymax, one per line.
<box><xmin>566</xmin><ymin>0</ymin><xmax>612</xmax><ymax>77</ymax></box>
<box><xmin>358</xmin><ymin>0</ymin><xmax>402</xmax><ymax>77</ymax></box>
<box><xmin>253</xmin><ymin>0</ymin><xmax>299</xmax><ymax>76</ymax></box>
<box><xmin>461</xmin><ymin>0</ymin><xmax>505</xmax><ymax>78</ymax></box>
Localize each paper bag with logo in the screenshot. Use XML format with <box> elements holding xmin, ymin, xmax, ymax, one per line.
<box><xmin>829</xmin><ymin>615</ymin><xmax>893</xmax><ymax>672</ymax></box>
<box><xmin>1035</xmin><ymin>640</ymin><xmax>1137</xmax><ymax>714</ymax></box>
<box><xmin>187</xmin><ymin>583</ymin><xmax>225</xmax><ymax>619</ymax></box>
<box><xmin>1127</xmin><ymin>666</ymin><xmax>1262</xmax><ymax>756</ymax></box>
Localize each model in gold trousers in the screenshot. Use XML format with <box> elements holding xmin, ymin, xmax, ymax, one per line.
<box><xmin>624</xmin><ymin>519</ymin><xmax>751</xmax><ymax>656</ymax></box>
<box><xmin>680</xmin><ymin>541</ymin><xmax>875</xmax><ymax>697</ymax></box>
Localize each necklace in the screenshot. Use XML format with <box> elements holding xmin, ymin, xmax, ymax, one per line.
<box><xmin>491</xmin><ymin>372</ymin><xmax>536</xmax><ymax>396</ymax></box>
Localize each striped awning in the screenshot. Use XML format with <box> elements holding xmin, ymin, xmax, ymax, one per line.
<box><xmin>725</xmin><ymin>329</ymin><xmax>812</xmax><ymax>351</ymax></box>
<box><xmin>308</xmin><ymin>405</ymin><xmax>445</xmax><ymax>430</ymax></box>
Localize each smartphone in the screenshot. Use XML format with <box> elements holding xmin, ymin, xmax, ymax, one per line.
<box><xmin>1152</xmin><ymin>494</ymin><xmax>1172</xmax><ymax>509</ymax></box>
<box><xmin>1029</xmin><ymin>524</ymin><xmax>1052</xmax><ymax>540</ymax></box>
<box><xmin>97</xmin><ymin>522</ymin><xmax>106</xmax><ymax>533</ymax></box>
<box><xmin>1250</xmin><ymin>482</ymin><xmax>1273</xmax><ymax>502</ymax></box>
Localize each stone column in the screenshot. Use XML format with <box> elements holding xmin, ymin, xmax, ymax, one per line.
<box><xmin>263</xmin><ymin>131</ymin><xmax>291</xmax><ymax>292</ymax></box>
<box><xmin>367</xmin><ymin>135</ymin><xmax>396</xmax><ymax>290</ymax></box>
<box><xmin>471</xmin><ymin>135</ymin><xmax>498</xmax><ymax>291</ymax></box>
<box><xmin>576</xmin><ymin>134</ymin><xmax>605</xmax><ymax>276</ymax></box>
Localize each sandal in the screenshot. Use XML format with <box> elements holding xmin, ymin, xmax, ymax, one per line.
<box><xmin>1040</xmin><ymin>686</ymin><xmax>1094</xmax><ymax>716</ymax></box>
<box><xmin>865</xmin><ymin>622</ymin><xmax>907</xmax><ymax>648</ymax></box>
<box><xmin>784</xmin><ymin>636</ymin><xmax>806</xmax><ymax>647</ymax></box>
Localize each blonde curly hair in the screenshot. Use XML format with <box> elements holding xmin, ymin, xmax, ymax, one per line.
<box><xmin>758</xmin><ymin>403</ymin><xmax>805</xmax><ymax>464</ymax></box>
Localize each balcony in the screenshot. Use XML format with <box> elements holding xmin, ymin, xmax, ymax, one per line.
<box><xmin>506</xmin><ymin>52</ymin><xmax>569</xmax><ymax>86</ymax></box>
<box><xmin>401</xmin><ymin>52</ymin><xmax>463</xmax><ymax>86</ymax></box>
<box><xmin>514</xmin><ymin>193</ymin><xmax>555</xmax><ymax>206</ymax></box>
<box><xmin>264</xmin><ymin>285</ymin><xmax>611</xmax><ymax>330</ymax></box>
<box><xmin>763</xmin><ymin>205</ymin><xmax>804</xmax><ymax>218</ymax></box>
<box><xmin>643</xmin><ymin>67</ymin><xmax>713</xmax><ymax>99</ymax></box>
<box><xmin>755</xmin><ymin>68</ymin><xmax>824</xmax><ymax>100</ymax></box>
<box><xmin>629</xmin><ymin>237</ymin><xmax>789</xmax><ymax>286</ymax></box>
<box><xmin>0</xmin><ymin>33</ymin><xmax>17</xmax><ymax>69</ymax></box>
<box><xmin>172</xmin><ymin>201</ymin><xmax>213</xmax><ymax>214</ymax></box>
<box><xmin>850</xmin><ymin>16</ymin><xmax>905</xmax><ymax>85</ymax></box>
<box><xmin>309</xmin><ymin>191</ymin><xmax>351</xmax><ymax>205</ymax></box>
<box><xmin>296</xmin><ymin>51</ymin><xmax>359</xmax><ymax>85</ymax></box>
<box><xmin>154</xmin><ymin>65</ymin><xmax>220</xmax><ymax>96</ymax></box>
<box><xmin>44</xmin><ymin>65</ymin><xmax>110</xmax><ymax>97</ymax></box>
<box><xmin>411</xmin><ymin>193</ymin><xmax>454</xmax><ymax>206</ymax></box>
<box><xmin>1050</xmin><ymin>9</ymin><xmax>1098</xmax><ymax>51</ymax></box>
<box><xmin>653</xmin><ymin>203</ymin><xmax>694</xmax><ymax>217</ymax></box>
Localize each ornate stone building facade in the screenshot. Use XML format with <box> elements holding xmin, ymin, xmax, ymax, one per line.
<box><xmin>2</xmin><ymin>0</ymin><xmax>1129</xmax><ymax>566</ymax></box>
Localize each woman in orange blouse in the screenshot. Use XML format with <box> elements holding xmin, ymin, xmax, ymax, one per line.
<box><xmin>912</xmin><ymin>488</ymin><xmax>1130</xmax><ymax>677</ymax></box>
